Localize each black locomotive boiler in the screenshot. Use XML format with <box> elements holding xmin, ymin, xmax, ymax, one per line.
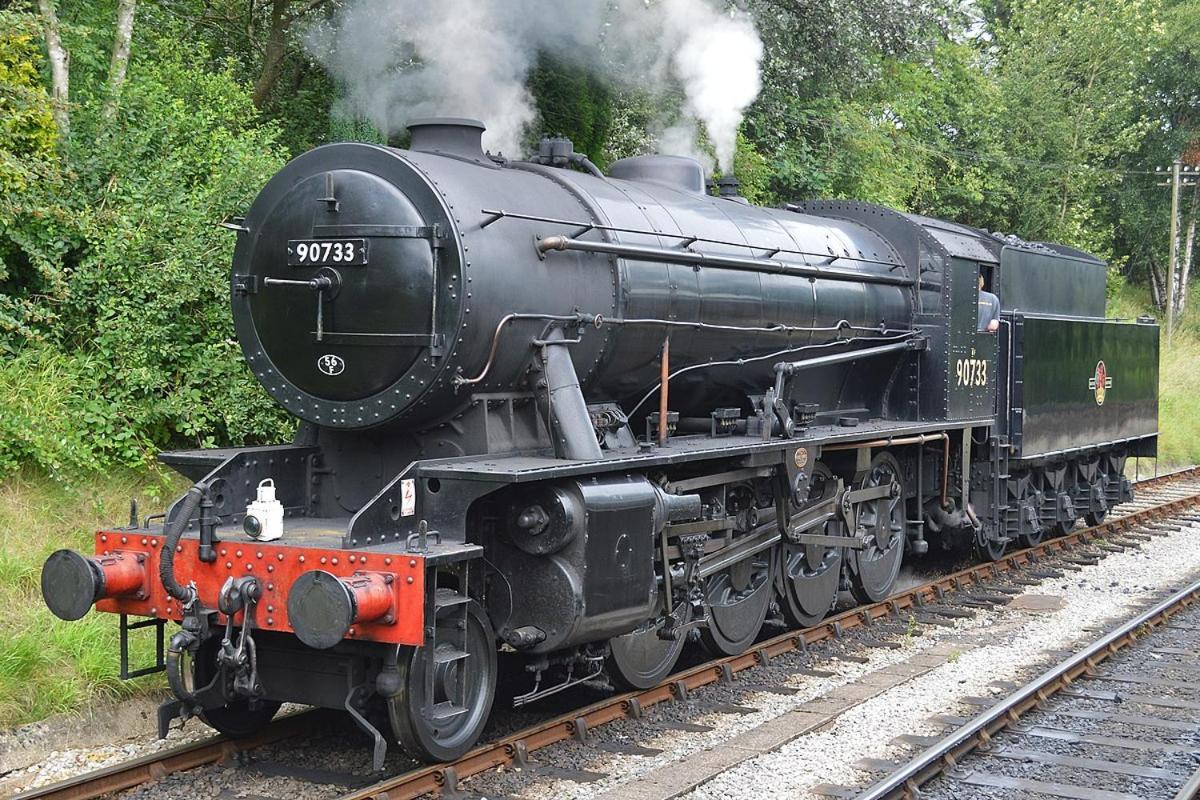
<box><xmin>40</xmin><ymin>118</ymin><xmax>1159</xmax><ymax>766</ymax></box>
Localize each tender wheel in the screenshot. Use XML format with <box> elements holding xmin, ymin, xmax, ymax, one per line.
<box><xmin>388</xmin><ymin>591</ymin><xmax>496</xmax><ymax>763</ymax></box>
<box><xmin>974</xmin><ymin>531</ymin><xmax>1007</xmax><ymax>561</ymax></box>
<box><xmin>179</xmin><ymin>639</ymin><xmax>281</xmax><ymax>739</ymax></box>
<box><xmin>608</xmin><ymin>602</ymin><xmax>692</xmax><ymax>690</ymax></box>
<box><xmin>778</xmin><ymin>463</ymin><xmax>842</xmax><ymax>629</ymax></box>
<box><xmin>699</xmin><ymin>551</ymin><xmax>772</xmax><ymax>656</ymax></box>
<box><xmin>848</xmin><ymin>452</ymin><xmax>905</xmax><ymax>604</ymax></box>
<box><xmin>1017</xmin><ymin>482</ymin><xmax>1045</xmax><ymax>548</ymax></box>
<box><xmin>1084</xmin><ymin>508</ymin><xmax>1108</xmax><ymax>527</ymax></box>
<box><xmin>1051</xmin><ymin>518</ymin><xmax>1075</xmax><ymax>537</ymax></box>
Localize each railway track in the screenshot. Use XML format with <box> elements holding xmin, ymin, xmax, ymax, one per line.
<box><xmin>856</xmin><ymin>572</ymin><xmax>1200</xmax><ymax>800</ymax></box>
<box><xmin>14</xmin><ymin>465</ymin><xmax>1200</xmax><ymax>800</ymax></box>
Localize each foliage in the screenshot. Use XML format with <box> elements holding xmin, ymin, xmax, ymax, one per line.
<box><xmin>0</xmin><ymin>12</ymin><xmax>294</xmax><ymax>476</ymax></box>
<box><xmin>1109</xmin><ymin>0</ymin><xmax>1200</xmax><ymax>283</ymax></box>
<box><xmin>988</xmin><ymin>0</ymin><xmax>1159</xmax><ymax>254</ymax></box>
<box><xmin>1109</xmin><ymin>283</ymin><xmax>1200</xmax><ymax>468</ymax></box>
<box><xmin>0</xmin><ymin>9</ymin><xmax>65</xmax><ymax>344</ymax></box>
<box><xmin>733</xmin><ymin>0</ymin><xmax>1171</xmax><ymax>263</ymax></box>
<box><xmin>0</xmin><ymin>11</ymin><xmax>57</xmax><ymax>185</ymax></box>
<box><xmin>0</xmin><ymin>0</ymin><xmax>1196</xmax><ymax>479</ymax></box>
<box><xmin>527</xmin><ymin>53</ymin><xmax>614</xmax><ymax>166</ymax></box>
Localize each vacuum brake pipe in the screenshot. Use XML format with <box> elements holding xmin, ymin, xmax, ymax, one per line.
<box><xmin>159</xmin><ymin>483</ymin><xmax>206</xmax><ymax>603</ymax></box>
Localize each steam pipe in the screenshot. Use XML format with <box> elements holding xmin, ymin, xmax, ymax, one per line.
<box><xmin>541</xmin><ymin>328</ymin><xmax>603</xmax><ymax>461</ymax></box>
<box><xmin>772</xmin><ymin>337</ymin><xmax>923</xmax><ymax>398</ymax></box>
<box><xmin>570</xmin><ymin>153</ymin><xmax>605</xmax><ymax>178</ymax></box>
<box><xmin>536</xmin><ymin>235</ymin><xmax>914</xmax><ymax>287</ymax></box>
<box><xmin>773</xmin><ymin>338</ymin><xmax>921</xmax><ymax>377</ymax></box>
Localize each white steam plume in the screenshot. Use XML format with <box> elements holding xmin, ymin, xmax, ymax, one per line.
<box><xmin>661</xmin><ymin>0</ymin><xmax>763</xmax><ymax>169</ymax></box>
<box><xmin>305</xmin><ymin>0</ymin><xmax>763</xmax><ymax>171</ymax></box>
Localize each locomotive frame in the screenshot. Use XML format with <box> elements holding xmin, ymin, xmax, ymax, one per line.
<box><xmin>41</xmin><ymin>118</ymin><xmax>1158</xmax><ymax>767</ymax></box>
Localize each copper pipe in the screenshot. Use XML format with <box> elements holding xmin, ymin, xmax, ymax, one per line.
<box><xmin>658</xmin><ymin>335</ymin><xmax>670</xmax><ymax>446</ymax></box>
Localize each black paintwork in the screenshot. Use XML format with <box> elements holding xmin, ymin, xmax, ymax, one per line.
<box><xmin>1007</xmin><ymin>314</ymin><xmax>1159</xmax><ymax>459</ymax></box>
<box><xmin>231</xmin><ymin>143</ymin><xmax>913</xmax><ymax>434</ymax></box>
<box><xmin>999</xmin><ymin>246</ymin><xmax>1106</xmax><ymax>318</ymax></box>
<box><xmin>75</xmin><ymin>121</ymin><xmax>1158</xmax><ymax>758</ymax></box>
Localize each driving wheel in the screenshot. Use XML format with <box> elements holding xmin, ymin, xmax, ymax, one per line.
<box><xmin>848</xmin><ymin>452</ymin><xmax>906</xmax><ymax>604</ymax></box>
<box><xmin>778</xmin><ymin>463</ymin><xmax>842</xmax><ymax>628</ymax></box>
<box><xmin>699</xmin><ymin>550</ymin><xmax>772</xmax><ymax>657</ymax></box>
<box><xmin>608</xmin><ymin>601</ymin><xmax>692</xmax><ymax>690</ymax></box>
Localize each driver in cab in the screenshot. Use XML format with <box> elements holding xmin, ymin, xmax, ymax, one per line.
<box><xmin>977</xmin><ymin>271</ymin><xmax>1000</xmax><ymax>333</ymax></box>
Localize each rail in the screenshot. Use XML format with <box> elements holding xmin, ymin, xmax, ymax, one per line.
<box><xmin>856</xmin><ymin>573</ymin><xmax>1200</xmax><ymax>799</ymax></box>
<box><xmin>15</xmin><ymin>466</ymin><xmax>1200</xmax><ymax>800</ymax></box>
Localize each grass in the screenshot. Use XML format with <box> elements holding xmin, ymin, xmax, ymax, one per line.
<box><xmin>0</xmin><ymin>467</ymin><xmax>185</xmax><ymax>727</ymax></box>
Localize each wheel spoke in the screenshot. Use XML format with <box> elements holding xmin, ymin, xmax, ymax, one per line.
<box><xmin>700</xmin><ymin>556</ymin><xmax>772</xmax><ymax>656</ymax></box>
<box><xmin>609</xmin><ymin>603</ymin><xmax>690</xmax><ymax>690</ymax></box>
<box><xmin>388</xmin><ymin>593</ymin><xmax>496</xmax><ymax>763</ymax></box>
<box><xmin>849</xmin><ymin>452</ymin><xmax>905</xmax><ymax>603</ymax></box>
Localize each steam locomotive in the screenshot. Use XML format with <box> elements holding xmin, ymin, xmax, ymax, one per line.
<box><xmin>41</xmin><ymin>118</ymin><xmax>1158</xmax><ymax>766</ymax></box>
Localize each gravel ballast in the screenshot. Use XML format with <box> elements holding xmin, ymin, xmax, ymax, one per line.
<box><xmin>487</xmin><ymin>521</ymin><xmax>1200</xmax><ymax>800</ymax></box>
<box><xmin>6</xmin><ymin>514</ymin><xmax>1200</xmax><ymax>799</ymax></box>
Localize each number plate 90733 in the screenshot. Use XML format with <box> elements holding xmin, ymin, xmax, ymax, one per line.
<box><xmin>287</xmin><ymin>238</ymin><xmax>368</xmax><ymax>266</ymax></box>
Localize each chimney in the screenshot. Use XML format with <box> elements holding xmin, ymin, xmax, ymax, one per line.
<box><xmin>406</xmin><ymin>117</ymin><xmax>488</xmax><ymax>164</ymax></box>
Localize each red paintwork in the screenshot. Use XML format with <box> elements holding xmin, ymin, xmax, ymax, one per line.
<box><xmin>93</xmin><ymin>530</ymin><xmax>426</xmax><ymax>646</ymax></box>
<box><xmin>341</xmin><ymin>571</ymin><xmax>395</xmax><ymax>625</ymax></box>
<box><xmin>95</xmin><ymin>551</ymin><xmax>148</xmax><ymax>598</ymax></box>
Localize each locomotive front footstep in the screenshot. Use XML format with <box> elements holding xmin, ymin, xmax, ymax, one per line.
<box><xmin>42</xmin><ymin>117</ymin><xmax>1158</xmax><ymax>767</ymax></box>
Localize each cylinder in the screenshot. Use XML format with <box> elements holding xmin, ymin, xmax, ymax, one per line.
<box><xmin>41</xmin><ymin>550</ymin><xmax>145</xmax><ymax>621</ymax></box>
<box><xmin>287</xmin><ymin>570</ymin><xmax>393</xmax><ymax>650</ymax></box>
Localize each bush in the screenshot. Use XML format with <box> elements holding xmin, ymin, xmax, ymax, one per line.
<box><xmin>0</xmin><ymin>25</ymin><xmax>295</xmax><ymax>476</ymax></box>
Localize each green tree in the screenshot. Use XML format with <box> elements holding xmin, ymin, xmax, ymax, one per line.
<box><xmin>527</xmin><ymin>53</ymin><xmax>614</xmax><ymax>165</ymax></box>
<box><xmin>1109</xmin><ymin>0</ymin><xmax>1200</xmax><ymax>310</ymax></box>
<box><xmin>0</xmin><ymin>9</ymin><xmax>293</xmax><ymax>476</ymax></box>
<box><xmin>989</xmin><ymin>0</ymin><xmax>1159</xmax><ymax>254</ymax></box>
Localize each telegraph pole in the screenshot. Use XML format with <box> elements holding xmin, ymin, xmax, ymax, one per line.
<box><xmin>1158</xmin><ymin>158</ymin><xmax>1189</xmax><ymax>338</ymax></box>
<box><xmin>1158</xmin><ymin>159</ymin><xmax>1200</xmax><ymax>338</ymax></box>
<box><xmin>1169</xmin><ymin>158</ymin><xmax>1181</xmax><ymax>337</ymax></box>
